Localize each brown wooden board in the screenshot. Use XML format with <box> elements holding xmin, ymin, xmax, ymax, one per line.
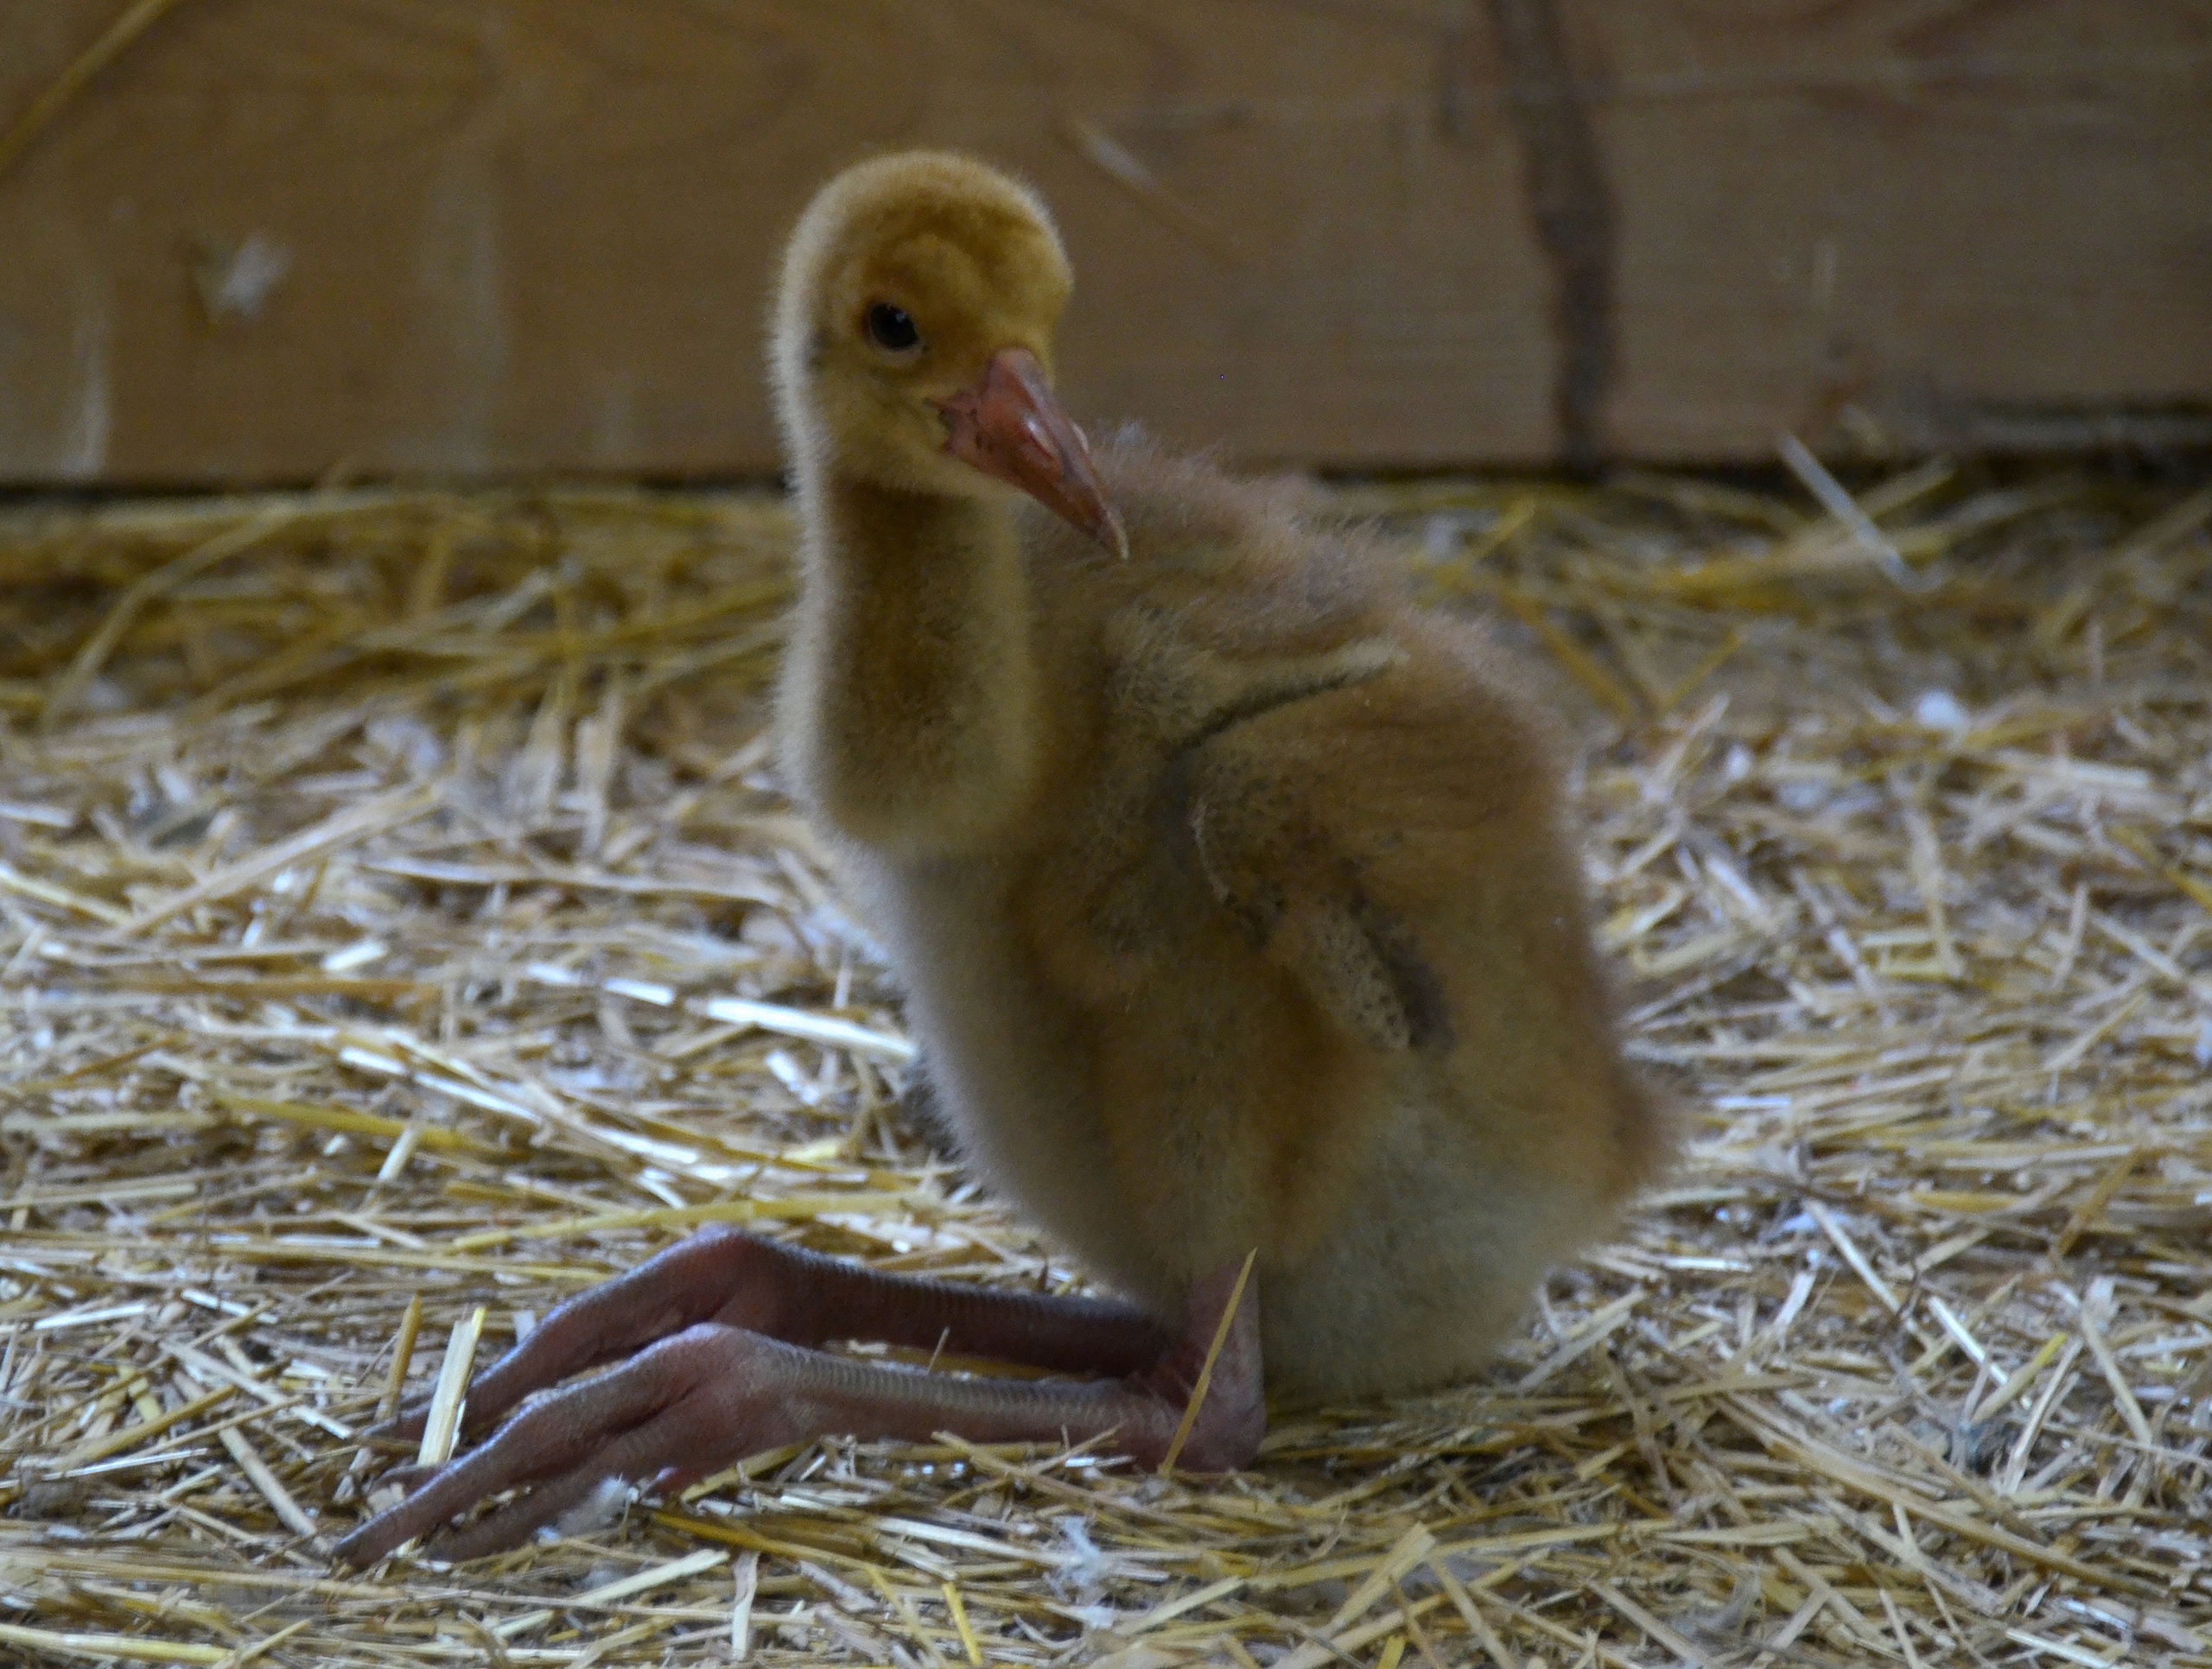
<box><xmin>1</xmin><ymin>0</ymin><xmax>2208</xmax><ymax>484</ymax></box>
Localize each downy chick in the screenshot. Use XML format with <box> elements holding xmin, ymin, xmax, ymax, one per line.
<box><xmin>335</xmin><ymin>151</ymin><xmax>1669</xmax><ymax>1566</ymax></box>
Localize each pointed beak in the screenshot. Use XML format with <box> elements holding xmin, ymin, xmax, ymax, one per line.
<box><xmin>933</xmin><ymin>348</ymin><xmax>1128</xmax><ymax>559</ymax></box>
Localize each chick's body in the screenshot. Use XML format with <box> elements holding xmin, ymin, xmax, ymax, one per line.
<box><xmin>785</xmin><ymin>436</ymin><xmax>1665</xmax><ymax>1401</ymax></box>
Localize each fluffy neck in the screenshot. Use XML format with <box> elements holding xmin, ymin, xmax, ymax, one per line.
<box><xmin>779</xmin><ymin>460</ymin><xmax>1042</xmax><ymax>859</ymax></box>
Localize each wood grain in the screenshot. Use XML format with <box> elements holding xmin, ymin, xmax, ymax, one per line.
<box><xmin>0</xmin><ymin>0</ymin><xmax>2206</xmax><ymax>480</ymax></box>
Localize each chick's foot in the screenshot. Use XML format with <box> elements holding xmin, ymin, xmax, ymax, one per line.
<box><xmin>333</xmin><ymin>1244</ymin><xmax>1259</xmax><ymax>1565</ymax></box>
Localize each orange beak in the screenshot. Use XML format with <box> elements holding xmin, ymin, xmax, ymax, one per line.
<box><xmin>934</xmin><ymin>348</ymin><xmax>1128</xmax><ymax>559</ymax></box>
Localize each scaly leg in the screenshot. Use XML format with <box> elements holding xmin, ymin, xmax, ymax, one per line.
<box><xmin>394</xmin><ymin>1228</ymin><xmax>1174</xmax><ymax>1443</ymax></box>
<box><xmin>333</xmin><ymin>1232</ymin><xmax>1258</xmax><ymax>1565</ymax></box>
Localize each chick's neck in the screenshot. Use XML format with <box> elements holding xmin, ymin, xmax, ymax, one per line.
<box><xmin>784</xmin><ymin>470</ymin><xmax>1044</xmax><ymax>859</ymax></box>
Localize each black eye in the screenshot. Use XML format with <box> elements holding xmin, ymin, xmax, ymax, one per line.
<box><xmin>865</xmin><ymin>302</ymin><xmax>920</xmax><ymax>352</ymax></box>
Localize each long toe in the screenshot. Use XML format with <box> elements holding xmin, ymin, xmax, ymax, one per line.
<box><xmin>334</xmin><ymin>1322</ymin><xmax>766</xmax><ymax>1567</ymax></box>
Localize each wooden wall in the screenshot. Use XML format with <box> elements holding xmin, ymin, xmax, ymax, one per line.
<box><xmin>2</xmin><ymin>0</ymin><xmax>2209</xmax><ymax>483</ymax></box>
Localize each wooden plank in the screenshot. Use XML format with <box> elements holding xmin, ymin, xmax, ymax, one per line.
<box><xmin>1586</xmin><ymin>2</ymin><xmax>2212</xmax><ymax>459</ymax></box>
<box><xmin>0</xmin><ymin>0</ymin><xmax>2206</xmax><ymax>482</ymax></box>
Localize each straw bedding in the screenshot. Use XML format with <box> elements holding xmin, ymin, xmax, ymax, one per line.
<box><xmin>1</xmin><ymin>466</ymin><xmax>2208</xmax><ymax>1668</ymax></box>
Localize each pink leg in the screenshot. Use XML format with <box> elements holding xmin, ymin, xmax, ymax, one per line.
<box><xmin>333</xmin><ymin>1235</ymin><xmax>1259</xmax><ymax>1566</ymax></box>
<box><xmin>374</xmin><ymin>1228</ymin><xmax>1172</xmax><ymax>1450</ymax></box>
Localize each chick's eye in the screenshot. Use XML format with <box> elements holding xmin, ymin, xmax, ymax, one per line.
<box><xmin>865</xmin><ymin>302</ymin><xmax>920</xmax><ymax>352</ymax></box>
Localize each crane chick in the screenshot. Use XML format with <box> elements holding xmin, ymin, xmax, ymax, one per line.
<box><xmin>334</xmin><ymin>151</ymin><xmax>1669</xmax><ymax>1566</ymax></box>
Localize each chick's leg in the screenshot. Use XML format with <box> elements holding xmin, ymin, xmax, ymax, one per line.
<box><xmin>332</xmin><ymin>1257</ymin><xmax>1260</xmax><ymax>1566</ymax></box>
<box><xmin>373</xmin><ymin>1227</ymin><xmax>1173</xmax><ymax>1463</ymax></box>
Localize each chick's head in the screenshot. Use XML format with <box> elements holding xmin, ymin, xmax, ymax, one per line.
<box><xmin>773</xmin><ymin>151</ymin><xmax>1123</xmax><ymax>555</ymax></box>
